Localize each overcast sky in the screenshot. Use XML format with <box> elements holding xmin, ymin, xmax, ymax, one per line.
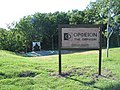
<box><xmin>0</xmin><ymin>0</ymin><xmax>96</xmax><ymax>29</ymax></box>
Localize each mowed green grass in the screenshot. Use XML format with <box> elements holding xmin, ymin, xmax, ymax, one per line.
<box><xmin>0</xmin><ymin>48</ymin><xmax>120</xmax><ymax>90</ymax></box>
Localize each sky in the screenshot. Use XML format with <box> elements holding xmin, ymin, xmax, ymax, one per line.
<box><xmin>0</xmin><ymin>0</ymin><xmax>96</xmax><ymax>29</ymax></box>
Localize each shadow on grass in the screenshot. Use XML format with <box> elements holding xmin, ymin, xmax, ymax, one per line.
<box><xmin>50</xmin><ymin>66</ymin><xmax>118</xmax><ymax>90</ymax></box>
<box><xmin>66</xmin><ymin>76</ymin><xmax>96</xmax><ymax>86</ymax></box>
<box><xmin>50</xmin><ymin>66</ymin><xmax>97</xmax><ymax>86</ymax></box>
<box><xmin>64</xmin><ymin>75</ymin><xmax>120</xmax><ymax>90</ymax></box>
<box><xmin>104</xmin><ymin>83</ymin><xmax>120</xmax><ymax>90</ymax></box>
<box><xmin>103</xmin><ymin>58</ymin><xmax>114</xmax><ymax>62</ymax></box>
<box><xmin>94</xmin><ymin>82</ymin><xmax>120</xmax><ymax>90</ymax></box>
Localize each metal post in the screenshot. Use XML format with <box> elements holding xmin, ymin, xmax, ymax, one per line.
<box><xmin>99</xmin><ymin>49</ymin><xmax>102</xmax><ymax>75</ymax></box>
<box><xmin>59</xmin><ymin>50</ymin><xmax>61</xmax><ymax>75</ymax></box>
<box><xmin>99</xmin><ymin>25</ymin><xmax>102</xmax><ymax>75</ymax></box>
<box><xmin>58</xmin><ymin>26</ymin><xmax>62</xmax><ymax>75</ymax></box>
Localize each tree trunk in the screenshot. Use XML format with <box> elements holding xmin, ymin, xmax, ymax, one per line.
<box><xmin>117</xmin><ymin>33</ymin><xmax>120</xmax><ymax>46</ymax></box>
<box><xmin>52</xmin><ymin>35</ymin><xmax>54</xmax><ymax>50</ymax></box>
<box><xmin>106</xmin><ymin>37</ymin><xmax>109</xmax><ymax>58</ymax></box>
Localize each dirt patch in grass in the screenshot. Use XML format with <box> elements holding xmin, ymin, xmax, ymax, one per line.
<box><xmin>92</xmin><ymin>69</ymin><xmax>117</xmax><ymax>80</ymax></box>
<box><xmin>50</xmin><ymin>66</ymin><xmax>94</xmax><ymax>78</ymax></box>
<box><xmin>80</xmin><ymin>51</ymin><xmax>98</xmax><ymax>54</ymax></box>
<box><xmin>30</xmin><ymin>55</ymin><xmax>56</xmax><ymax>59</ymax></box>
<box><xmin>18</xmin><ymin>71</ymin><xmax>38</xmax><ymax>77</ymax></box>
<box><xmin>50</xmin><ymin>66</ymin><xmax>116</xmax><ymax>80</ymax></box>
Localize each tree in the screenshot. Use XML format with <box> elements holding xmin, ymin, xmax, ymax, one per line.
<box><xmin>67</xmin><ymin>10</ymin><xmax>84</xmax><ymax>24</ymax></box>
<box><xmin>85</xmin><ymin>0</ymin><xmax>120</xmax><ymax>57</ymax></box>
<box><xmin>0</xmin><ymin>28</ymin><xmax>8</xmax><ymax>50</ymax></box>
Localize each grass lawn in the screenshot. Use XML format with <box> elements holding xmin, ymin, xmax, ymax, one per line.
<box><xmin>0</xmin><ymin>48</ymin><xmax>120</xmax><ymax>90</ymax></box>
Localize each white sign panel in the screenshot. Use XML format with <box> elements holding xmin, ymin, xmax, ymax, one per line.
<box><xmin>61</xmin><ymin>28</ymin><xmax>100</xmax><ymax>49</ymax></box>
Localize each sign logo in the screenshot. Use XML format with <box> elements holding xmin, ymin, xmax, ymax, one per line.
<box><xmin>64</xmin><ymin>33</ymin><xmax>71</xmax><ymax>40</ymax></box>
